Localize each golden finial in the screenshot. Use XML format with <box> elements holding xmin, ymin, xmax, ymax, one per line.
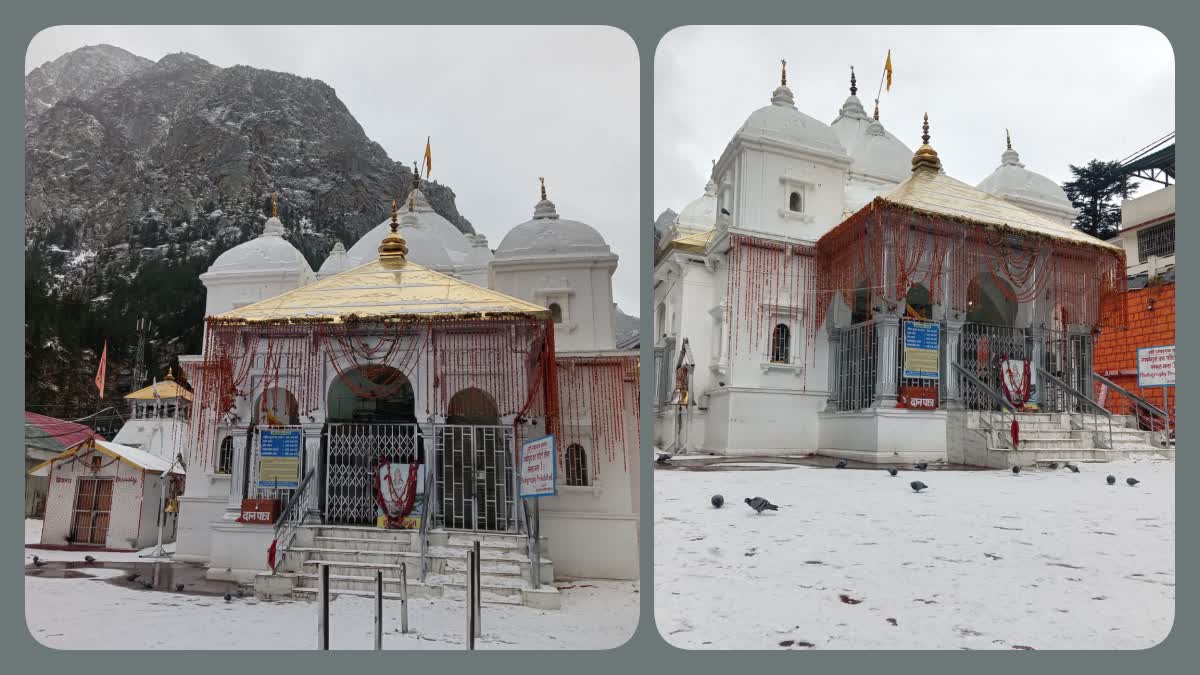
<box><xmin>412</xmin><ymin>161</ymin><xmax>420</xmax><ymax>190</ymax></box>
<box><xmin>271</xmin><ymin>192</ymin><xmax>278</xmax><ymax>218</ymax></box>
<box><xmin>165</xmin><ymin>367</ymin><xmax>175</xmax><ymax>382</ymax></box>
<box><xmin>390</xmin><ymin>199</ymin><xmax>399</xmax><ymax>232</ymax></box>
<box><xmin>911</xmin><ymin>112</ymin><xmax>942</xmax><ymax>173</ymax></box>
<box><xmin>780</xmin><ymin>59</ymin><xmax>787</xmax><ymax>86</ymax></box>
<box><xmin>1006</xmin><ymin>128</ymin><xmax>1012</xmax><ymax>150</ymax></box>
<box><xmin>379</xmin><ymin>196</ymin><xmax>409</xmax><ymax>268</ymax></box>
<box><xmin>539</xmin><ymin>176</ymin><xmax>547</xmax><ymax>201</ymax></box>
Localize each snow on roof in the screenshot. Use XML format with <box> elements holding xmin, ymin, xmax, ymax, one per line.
<box><xmin>28</xmin><ymin>439</ymin><xmax>182</xmax><ymax>477</ymax></box>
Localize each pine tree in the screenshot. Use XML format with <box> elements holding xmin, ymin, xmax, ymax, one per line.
<box><xmin>1063</xmin><ymin>159</ymin><xmax>1139</xmax><ymax>240</ymax></box>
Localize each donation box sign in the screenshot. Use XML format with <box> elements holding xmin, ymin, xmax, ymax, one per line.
<box><xmin>257</xmin><ymin>428</ymin><xmax>302</xmax><ymax>489</ymax></box>
<box><xmin>519</xmin><ymin>435</ymin><xmax>557</xmax><ymax>498</ymax></box>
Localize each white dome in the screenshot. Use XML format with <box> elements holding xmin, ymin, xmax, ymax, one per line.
<box><xmin>675</xmin><ymin>176</ymin><xmax>718</xmax><ymax>230</ymax></box>
<box><xmin>977</xmin><ymin>141</ymin><xmax>1074</xmax><ymax>216</ymax></box>
<box><xmin>317</xmin><ymin>241</ymin><xmax>351</xmax><ymax>278</ymax></box>
<box><xmin>465</xmin><ymin>234</ymin><xmax>494</xmax><ymax>266</ymax></box>
<box><xmin>344</xmin><ymin>188</ymin><xmax>471</xmax><ymax>270</ymax></box>
<box><xmin>735</xmin><ymin>83</ymin><xmax>845</xmax><ymax>158</ymax></box>
<box><xmin>831</xmin><ymin>94</ymin><xmax>912</xmax><ymax>183</ymax></box>
<box><xmin>495</xmin><ymin>192</ymin><xmax>610</xmax><ymax>259</ymax></box>
<box><xmin>207</xmin><ymin>216</ymin><xmax>314</xmax><ymax>277</ymax></box>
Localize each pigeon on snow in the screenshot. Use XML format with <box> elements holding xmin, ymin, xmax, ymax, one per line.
<box><xmin>1012</xmin><ymin>466</ymin><xmax>1021</xmax><ymax>475</ymax></box>
<box><xmin>886</xmin><ymin>468</ymin><xmax>898</xmax><ymax>476</ymax></box>
<box><xmin>835</xmin><ymin>459</ymin><xmax>848</xmax><ymax>469</ymax></box>
<box><xmin>914</xmin><ymin>462</ymin><xmax>928</xmax><ymax>471</ymax></box>
<box><xmin>1066</xmin><ymin>463</ymin><xmax>1080</xmax><ymax>473</ymax></box>
<box><xmin>224</xmin><ymin>593</ymin><xmax>233</xmax><ymax>602</ymax></box>
<box><xmin>711</xmin><ymin>494</ymin><xmax>724</xmax><ymax>508</ymax></box>
<box><xmin>744</xmin><ymin>497</ymin><xmax>779</xmax><ymax>514</ymax></box>
<box><xmin>656</xmin><ymin>453</ymin><xmax>673</xmax><ymax>465</ymax></box>
<box><xmin>84</xmin><ymin>555</ymin><xmax>96</xmax><ymax>564</ymax></box>
<box><xmin>176</xmin><ymin>583</ymin><xmax>185</xmax><ymax>592</ymax></box>
<box><xmin>1106</xmin><ymin>475</ymin><xmax>1117</xmax><ymax>485</ymax></box>
<box><xmin>1126</xmin><ymin>477</ymin><xmax>1140</xmax><ymax>487</ymax></box>
<box><xmin>910</xmin><ymin>481</ymin><xmax>928</xmax><ymax>493</ymax></box>
<box><xmin>32</xmin><ymin>556</ymin><xmax>46</xmax><ymax>568</ymax></box>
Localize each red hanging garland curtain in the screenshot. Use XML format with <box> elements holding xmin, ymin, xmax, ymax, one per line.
<box><xmin>191</xmin><ymin>315</ymin><xmax>558</xmax><ymax>469</ymax></box>
<box><xmin>553</xmin><ymin>354</ymin><xmax>638</xmax><ymax>480</ymax></box>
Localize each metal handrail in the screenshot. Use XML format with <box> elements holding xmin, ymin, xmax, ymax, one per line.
<box><xmin>1093</xmin><ymin>372</ymin><xmax>1170</xmax><ymax>420</ymax></box>
<box><xmin>417</xmin><ymin>430</ymin><xmax>433</xmax><ymax>582</ymax></box>
<box><xmin>271</xmin><ymin>468</ymin><xmax>317</xmax><ymax>573</ymax></box>
<box><xmin>952</xmin><ymin>361</ymin><xmax>1018</xmax><ymax>449</ymax></box>
<box><xmin>1037</xmin><ymin>366</ymin><xmax>1113</xmax><ymax>450</ymax></box>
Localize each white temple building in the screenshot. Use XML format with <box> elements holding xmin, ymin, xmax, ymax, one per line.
<box><xmin>655</xmin><ymin>63</ymin><xmax>1160</xmax><ymax>466</ymax></box>
<box><xmin>175</xmin><ymin>172</ymin><xmax>637</xmax><ymax>609</ymax></box>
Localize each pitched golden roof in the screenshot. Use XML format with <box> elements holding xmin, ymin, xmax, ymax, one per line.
<box><xmin>213</xmin><ymin>260</ymin><xmax>551</xmax><ymax>324</ymax></box>
<box><xmin>880</xmin><ymin>168</ymin><xmax>1120</xmax><ymax>252</ymax></box>
<box><xmin>126</xmin><ymin>379</ymin><xmax>193</xmax><ymax>401</ymax></box>
<box><xmin>670</xmin><ymin>226</ymin><xmax>715</xmax><ymax>254</ymax></box>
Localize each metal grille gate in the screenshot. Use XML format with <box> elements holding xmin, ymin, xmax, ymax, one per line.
<box><xmin>325</xmin><ymin>423</ymin><xmax>418</xmax><ymax>525</ymax></box>
<box><xmin>434</xmin><ymin>425</ymin><xmax>516</xmax><ymax>533</ymax></box>
<box><xmin>958</xmin><ymin>324</ymin><xmax>1027</xmax><ymax>409</ymax></box>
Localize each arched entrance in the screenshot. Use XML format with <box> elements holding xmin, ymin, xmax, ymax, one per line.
<box><xmin>437</xmin><ymin>387</ymin><xmax>514</xmax><ymax>532</ymax></box>
<box><xmin>961</xmin><ymin>273</ymin><xmax>1024</xmax><ymax>405</ymax></box>
<box><xmin>323</xmin><ymin>366</ymin><xmax>420</xmax><ymax>525</ymax></box>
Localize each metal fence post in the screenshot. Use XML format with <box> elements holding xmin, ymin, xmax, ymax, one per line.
<box><xmin>318</xmin><ymin>563</ymin><xmax>330</xmax><ymax>650</ymax></box>
<box><xmin>400</xmin><ymin>562</ymin><xmax>409</xmax><ymax>634</ymax></box>
<box><xmin>473</xmin><ymin>540</ymin><xmax>482</xmax><ymax>637</ymax></box>
<box><xmin>374</xmin><ymin>569</ymin><xmax>383</xmax><ymax>651</ymax></box>
<box><xmin>465</xmin><ymin>549</ymin><xmax>476</xmax><ymax>650</ymax></box>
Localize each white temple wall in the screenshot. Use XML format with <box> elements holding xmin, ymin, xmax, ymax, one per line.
<box><xmin>200</xmin><ymin>270</ymin><xmax>313</xmax><ymax>317</ymax></box>
<box><xmin>41</xmin><ymin>458</ymin><xmax>174</xmax><ymax>550</ymax></box>
<box><xmin>716</xmin><ymin>142</ymin><xmax>850</xmax><ymax>242</ymax></box>
<box><xmin>489</xmin><ymin>257</ymin><xmax>618</xmax><ymax>353</ymax></box>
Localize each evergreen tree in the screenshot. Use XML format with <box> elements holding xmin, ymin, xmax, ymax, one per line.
<box><xmin>1063</xmin><ymin>159</ymin><xmax>1139</xmax><ymax>240</ymax></box>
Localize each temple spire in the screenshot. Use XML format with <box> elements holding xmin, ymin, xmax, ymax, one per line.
<box><xmin>412</xmin><ymin>161</ymin><xmax>420</xmax><ymax>191</ymax></box>
<box><xmin>873</xmin><ymin>103</ymin><xmax>880</xmax><ymax>120</ymax></box>
<box><xmin>781</xmin><ymin>58</ymin><xmax>787</xmax><ymax>86</ymax></box>
<box><xmin>1006</xmin><ymin>128</ymin><xmax>1012</xmax><ymax>150</ymax></box>
<box><xmin>390</xmin><ymin>199</ymin><xmax>399</xmax><ymax>233</ymax></box>
<box><xmin>911</xmin><ymin>112</ymin><xmax>942</xmax><ymax>173</ymax></box>
<box><xmin>850</xmin><ymin>65</ymin><xmax>857</xmax><ymax>96</ymax></box>
<box><xmin>539</xmin><ymin>176</ymin><xmax>547</xmax><ymax>201</ymax></box>
<box><xmin>378</xmin><ymin>194</ymin><xmax>409</xmax><ymax>267</ymax></box>
<box><xmin>271</xmin><ymin>192</ymin><xmax>278</xmax><ymax>218</ymax></box>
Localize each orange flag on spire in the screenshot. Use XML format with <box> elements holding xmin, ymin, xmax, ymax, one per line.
<box><xmin>95</xmin><ymin>341</ymin><xmax>108</xmax><ymax>399</ymax></box>
<box><xmin>423</xmin><ymin>136</ymin><xmax>432</xmax><ymax>178</ymax></box>
<box><xmin>884</xmin><ymin>49</ymin><xmax>893</xmax><ymax>91</ymax></box>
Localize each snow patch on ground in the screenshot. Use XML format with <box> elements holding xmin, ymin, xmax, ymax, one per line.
<box><xmin>655</xmin><ymin>460</ymin><xmax>1174</xmax><ymax>650</ymax></box>
<box><xmin>25</xmin><ymin>519</ymin><xmax>637</xmax><ymax>650</ymax></box>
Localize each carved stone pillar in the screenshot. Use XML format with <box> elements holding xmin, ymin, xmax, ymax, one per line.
<box><xmin>223</xmin><ymin>429</ymin><xmax>250</xmax><ymax>519</ymax></box>
<box><xmin>873</xmin><ymin>313</ymin><xmax>902</xmax><ymax>408</ymax></box>
<box><xmin>943</xmin><ymin>317</ymin><xmax>965</xmax><ymax>409</ymax></box>
<box><xmin>302</xmin><ymin>423</ymin><xmax>324</xmax><ymax>523</ymax></box>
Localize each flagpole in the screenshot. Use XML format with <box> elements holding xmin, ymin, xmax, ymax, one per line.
<box><xmin>874</xmin><ymin>49</ymin><xmax>891</xmax><ymax>115</ymax></box>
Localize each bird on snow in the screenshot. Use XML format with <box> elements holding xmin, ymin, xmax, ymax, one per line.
<box><xmin>1012</xmin><ymin>465</ymin><xmax>1021</xmax><ymax>474</ymax></box>
<box><xmin>744</xmin><ymin>497</ymin><xmax>779</xmax><ymax>514</ymax></box>
<box><xmin>1047</xmin><ymin>462</ymin><xmax>1059</xmax><ymax>470</ymax></box>
<box><xmin>224</xmin><ymin>593</ymin><xmax>233</xmax><ymax>602</ymax></box>
<box><xmin>914</xmin><ymin>462</ymin><xmax>928</xmax><ymax>471</ymax></box>
<box><xmin>32</xmin><ymin>556</ymin><xmax>46</xmax><ymax>568</ymax></box>
<box><xmin>1126</xmin><ymin>477</ymin><xmax>1140</xmax><ymax>487</ymax></box>
<box><xmin>910</xmin><ymin>481</ymin><xmax>928</xmax><ymax>493</ymax></box>
<box><xmin>176</xmin><ymin>583</ymin><xmax>185</xmax><ymax>592</ymax></box>
<box><xmin>711</xmin><ymin>494</ymin><xmax>724</xmax><ymax>508</ymax></box>
<box><xmin>887</xmin><ymin>468</ymin><xmax>898</xmax><ymax>476</ymax></box>
<box><xmin>655</xmin><ymin>452</ymin><xmax>672</xmax><ymax>465</ymax></box>
<box><xmin>83</xmin><ymin>555</ymin><xmax>96</xmax><ymax>564</ymax></box>
<box><xmin>835</xmin><ymin>459</ymin><xmax>848</xmax><ymax>469</ymax></box>
<box><xmin>1066</xmin><ymin>463</ymin><xmax>1080</xmax><ymax>473</ymax></box>
<box><xmin>1107</xmin><ymin>474</ymin><xmax>1117</xmax><ymax>485</ymax></box>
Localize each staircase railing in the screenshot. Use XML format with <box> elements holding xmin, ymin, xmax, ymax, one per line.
<box><xmin>418</xmin><ymin>430</ymin><xmax>434</xmax><ymax>582</ymax></box>
<box><xmin>953</xmin><ymin>361</ymin><xmax>1018</xmax><ymax>449</ymax></box>
<box><xmin>1093</xmin><ymin>372</ymin><xmax>1172</xmax><ymax>447</ymax></box>
<box><xmin>1038</xmin><ymin>366</ymin><xmax>1113</xmax><ymax>450</ymax></box>
<box><xmin>271</xmin><ymin>468</ymin><xmax>317</xmax><ymax>573</ymax></box>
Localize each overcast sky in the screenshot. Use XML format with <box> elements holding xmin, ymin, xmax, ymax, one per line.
<box><xmin>27</xmin><ymin>25</ymin><xmax>641</xmax><ymax>314</ymax></box>
<box><xmin>655</xmin><ymin>26</ymin><xmax>1175</xmax><ymax>217</ymax></box>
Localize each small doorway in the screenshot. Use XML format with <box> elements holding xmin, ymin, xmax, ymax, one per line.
<box><xmin>70</xmin><ymin>477</ymin><xmax>113</xmax><ymax>546</ymax></box>
<box><xmin>437</xmin><ymin>388</ymin><xmax>514</xmax><ymax>532</ymax></box>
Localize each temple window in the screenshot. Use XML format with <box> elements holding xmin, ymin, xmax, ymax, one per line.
<box><xmin>549</xmin><ymin>302</ymin><xmax>564</xmax><ymax>324</ymax></box>
<box><xmin>789</xmin><ymin>191</ymin><xmax>803</xmax><ymax>213</ymax></box>
<box><xmin>565</xmin><ymin>443</ymin><xmax>589</xmax><ymax>486</ymax></box>
<box><xmin>770</xmin><ymin>323</ymin><xmax>791</xmax><ymax>363</ymax></box>
<box><xmin>216</xmin><ymin>436</ymin><xmax>234</xmax><ymax>475</ymax></box>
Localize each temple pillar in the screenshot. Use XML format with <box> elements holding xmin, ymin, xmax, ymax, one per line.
<box><xmin>825</xmin><ymin>327</ymin><xmax>843</xmax><ymax>412</ymax></box>
<box><xmin>873</xmin><ymin>312</ymin><xmax>901</xmax><ymax>408</ymax></box>
<box><xmin>223</xmin><ymin>429</ymin><xmax>250</xmax><ymax>520</ymax></box>
<box><xmin>943</xmin><ymin>317</ymin><xmax>965</xmax><ymax>409</ymax></box>
<box><xmin>302</xmin><ymin>422</ymin><xmax>324</xmax><ymax>523</ymax></box>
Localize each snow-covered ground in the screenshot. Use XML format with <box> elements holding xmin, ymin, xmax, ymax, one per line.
<box><xmin>25</xmin><ymin>520</ymin><xmax>638</xmax><ymax>650</ymax></box>
<box><xmin>655</xmin><ymin>458</ymin><xmax>1175</xmax><ymax>650</ymax></box>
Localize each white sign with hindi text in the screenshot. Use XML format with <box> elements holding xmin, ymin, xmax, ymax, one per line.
<box><xmin>519</xmin><ymin>435</ymin><xmax>557</xmax><ymax>498</ymax></box>
<box><xmin>1137</xmin><ymin>345</ymin><xmax>1175</xmax><ymax>387</ymax></box>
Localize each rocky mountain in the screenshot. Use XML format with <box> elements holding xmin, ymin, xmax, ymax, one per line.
<box><xmin>25</xmin><ymin>45</ymin><xmax>475</xmax><ymax>415</ymax></box>
<box><xmin>615</xmin><ymin>307</ymin><xmax>640</xmax><ymax>350</ymax></box>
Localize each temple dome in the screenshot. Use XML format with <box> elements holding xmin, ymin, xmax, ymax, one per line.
<box><xmin>344</xmin><ymin>187</ymin><xmax>470</xmax><ymax>270</ymax></box>
<box><xmin>206</xmin><ymin>215</ymin><xmax>314</xmax><ymax>278</ymax></box>
<box><xmin>674</xmin><ymin>175</ymin><xmax>718</xmax><ymax>230</ymax></box>
<box><xmin>495</xmin><ymin>186</ymin><xmax>611</xmax><ymax>260</ymax></box>
<box><xmin>317</xmin><ymin>241</ymin><xmax>350</xmax><ymax>279</ymax></box>
<box><xmin>735</xmin><ymin>78</ymin><xmax>845</xmax><ymax>159</ymax></box>
<box><xmin>977</xmin><ymin>136</ymin><xmax>1075</xmax><ymax>219</ymax></box>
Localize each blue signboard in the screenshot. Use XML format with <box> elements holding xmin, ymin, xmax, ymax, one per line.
<box><xmin>902</xmin><ymin>321</ymin><xmax>941</xmax><ymax>380</ymax></box>
<box><xmin>257</xmin><ymin>428</ymin><xmax>303</xmax><ymax>489</ymax></box>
